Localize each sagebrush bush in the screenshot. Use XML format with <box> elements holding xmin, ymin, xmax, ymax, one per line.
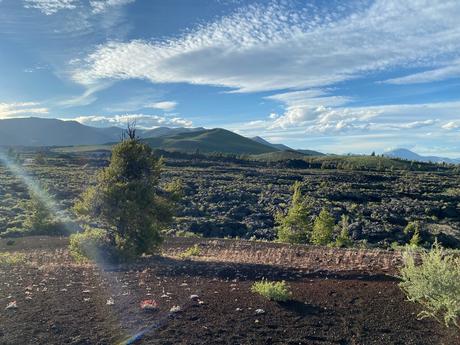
<box><xmin>399</xmin><ymin>241</ymin><xmax>460</xmax><ymax>328</ymax></box>
<box><xmin>251</xmin><ymin>280</ymin><xmax>292</xmax><ymax>302</ymax></box>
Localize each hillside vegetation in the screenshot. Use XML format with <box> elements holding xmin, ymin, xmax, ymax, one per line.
<box><xmin>143</xmin><ymin>128</ymin><xmax>277</xmax><ymax>154</ymax></box>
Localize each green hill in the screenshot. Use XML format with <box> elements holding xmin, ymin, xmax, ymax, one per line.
<box><xmin>143</xmin><ymin>128</ymin><xmax>277</xmax><ymax>155</ymax></box>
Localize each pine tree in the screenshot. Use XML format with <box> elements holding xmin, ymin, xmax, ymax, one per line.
<box><xmin>311</xmin><ymin>208</ymin><xmax>335</xmax><ymax>245</ymax></box>
<box><xmin>74</xmin><ymin>125</ymin><xmax>173</xmax><ymax>257</ymax></box>
<box><xmin>275</xmin><ymin>181</ymin><xmax>312</xmax><ymax>244</ymax></box>
<box><xmin>335</xmin><ymin>214</ymin><xmax>353</xmax><ymax>247</ymax></box>
<box><xmin>24</xmin><ymin>189</ymin><xmax>60</xmax><ymax>233</ymax></box>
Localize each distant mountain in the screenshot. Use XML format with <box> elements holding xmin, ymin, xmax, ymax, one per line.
<box><xmin>384</xmin><ymin>148</ymin><xmax>460</xmax><ymax>164</ymax></box>
<box><xmin>143</xmin><ymin>128</ymin><xmax>277</xmax><ymax>154</ymax></box>
<box><xmin>250</xmin><ymin>136</ymin><xmax>292</xmax><ymax>151</ymax></box>
<box><xmin>0</xmin><ymin>117</ymin><xmax>122</xmax><ymax>146</ymax></box>
<box><xmin>140</xmin><ymin>126</ymin><xmax>205</xmax><ymax>138</ymax></box>
<box><xmin>0</xmin><ymin>117</ymin><xmax>204</xmax><ymax>147</ymax></box>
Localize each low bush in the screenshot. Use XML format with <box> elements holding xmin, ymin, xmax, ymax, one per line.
<box><xmin>0</xmin><ymin>252</ymin><xmax>26</xmax><ymax>265</ymax></box>
<box><xmin>69</xmin><ymin>228</ymin><xmax>119</xmax><ymax>263</ymax></box>
<box><xmin>399</xmin><ymin>241</ymin><xmax>460</xmax><ymax>328</ymax></box>
<box><xmin>251</xmin><ymin>280</ymin><xmax>292</xmax><ymax>302</ymax></box>
<box><xmin>179</xmin><ymin>244</ymin><xmax>201</xmax><ymax>259</ymax></box>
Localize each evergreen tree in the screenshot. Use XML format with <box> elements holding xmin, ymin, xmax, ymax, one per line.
<box><xmin>335</xmin><ymin>214</ymin><xmax>353</xmax><ymax>247</ymax></box>
<box><xmin>275</xmin><ymin>181</ymin><xmax>312</xmax><ymax>244</ymax></box>
<box><xmin>24</xmin><ymin>189</ymin><xmax>61</xmax><ymax>234</ymax></box>
<box><xmin>311</xmin><ymin>208</ymin><xmax>335</xmax><ymax>245</ymax></box>
<box><xmin>74</xmin><ymin>125</ymin><xmax>173</xmax><ymax>257</ymax></box>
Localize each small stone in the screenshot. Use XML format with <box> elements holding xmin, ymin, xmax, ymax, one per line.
<box><xmin>5</xmin><ymin>301</ymin><xmax>17</xmax><ymax>310</ymax></box>
<box><xmin>106</xmin><ymin>298</ymin><xmax>114</xmax><ymax>305</ymax></box>
<box><xmin>235</xmin><ymin>307</ymin><xmax>242</xmax><ymax>311</ymax></box>
<box><xmin>255</xmin><ymin>308</ymin><xmax>265</xmax><ymax>315</ymax></box>
<box><xmin>190</xmin><ymin>294</ymin><xmax>200</xmax><ymax>301</ymax></box>
<box><xmin>170</xmin><ymin>305</ymin><xmax>182</xmax><ymax>313</ymax></box>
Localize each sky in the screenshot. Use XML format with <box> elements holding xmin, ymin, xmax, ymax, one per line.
<box><xmin>1</xmin><ymin>0</ymin><xmax>460</xmax><ymax>156</ymax></box>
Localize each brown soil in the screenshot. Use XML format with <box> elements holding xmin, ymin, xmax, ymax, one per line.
<box><xmin>0</xmin><ymin>237</ymin><xmax>458</xmax><ymax>345</ymax></box>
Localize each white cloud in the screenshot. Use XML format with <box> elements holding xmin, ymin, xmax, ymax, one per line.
<box><xmin>73</xmin><ymin>1</ymin><xmax>460</xmax><ymax>92</ymax></box>
<box><xmin>24</xmin><ymin>0</ymin><xmax>78</xmax><ymax>15</ymax></box>
<box><xmin>384</xmin><ymin>59</ymin><xmax>460</xmax><ymax>84</ymax></box>
<box><xmin>147</xmin><ymin>101</ymin><xmax>177</xmax><ymax>111</ymax></box>
<box><xmin>442</xmin><ymin>121</ymin><xmax>460</xmax><ymax>130</ymax></box>
<box><xmin>90</xmin><ymin>0</ymin><xmax>135</xmax><ymax>14</ymax></box>
<box><xmin>0</xmin><ymin>102</ymin><xmax>49</xmax><ymax>118</ymax></box>
<box><xmin>71</xmin><ymin>113</ymin><xmax>192</xmax><ymax>128</ymax></box>
<box><xmin>58</xmin><ymin>81</ymin><xmax>113</xmax><ymax>108</ymax></box>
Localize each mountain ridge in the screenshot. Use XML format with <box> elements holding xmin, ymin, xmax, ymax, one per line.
<box><xmin>384</xmin><ymin>148</ymin><xmax>460</xmax><ymax>164</ymax></box>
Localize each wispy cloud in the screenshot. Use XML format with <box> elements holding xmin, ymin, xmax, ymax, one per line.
<box><xmin>0</xmin><ymin>102</ymin><xmax>49</xmax><ymax>118</ymax></box>
<box><xmin>384</xmin><ymin>59</ymin><xmax>460</xmax><ymax>85</ymax></box>
<box><xmin>71</xmin><ymin>113</ymin><xmax>192</xmax><ymax>128</ymax></box>
<box><xmin>89</xmin><ymin>0</ymin><xmax>134</xmax><ymax>14</ymax></box>
<box><xmin>24</xmin><ymin>0</ymin><xmax>78</xmax><ymax>15</ymax></box>
<box><xmin>146</xmin><ymin>101</ymin><xmax>177</xmax><ymax>111</ymax></box>
<box><xmin>72</xmin><ymin>1</ymin><xmax>460</xmax><ymax>92</ymax></box>
<box><xmin>23</xmin><ymin>0</ymin><xmax>134</xmax><ymax>15</ymax></box>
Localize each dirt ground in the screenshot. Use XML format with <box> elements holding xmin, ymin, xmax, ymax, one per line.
<box><xmin>0</xmin><ymin>237</ymin><xmax>458</xmax><ymax>345</ymax></box>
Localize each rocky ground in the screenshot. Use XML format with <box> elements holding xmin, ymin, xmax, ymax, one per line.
<box><xmin>1</xmin><ymin>237</ymin><xmax>459</xmax><ymax>345</ymax></box>
<box><xmin>1</xmin><ymin>153</ymin><xmax>460</xmax><ymax>248</ymax></box>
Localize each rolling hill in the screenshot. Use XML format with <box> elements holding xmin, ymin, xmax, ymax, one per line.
<box><xmin>143</xmin><ymin>128</ymin><xmax>277</xmax><ymax>154</ymax></box>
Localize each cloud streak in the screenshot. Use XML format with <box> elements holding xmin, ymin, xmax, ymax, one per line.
<box><xmin>23</xmin><ymin>0</ymin><xmax>78</xmax><ymax>15</ymax></box>
<box><xmin>71</xmin><ymin>113</ymin><xmax>192</xmax><ymax>128</ymax></box>
<box><xmin>0</xmin><ymin>102</ymin><xmax>49</xmax><ymax>118</ymax></box>
<box><xmin>73</xmin><ymin>0</ymin><xmax>460</xmax><ymax>93</ymax></box>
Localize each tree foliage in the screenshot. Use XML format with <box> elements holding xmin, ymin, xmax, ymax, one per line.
<box><xmin>74</xmin><ymin>128</ymin><xmax>173</xmax><ymax>257</ymax></box>
<box><xmin>24</xmin><ymin>189</ymin><xmax>64</xmax><ymax>235</ymax></box>
<box><xmin>275</xmin><ymin>181</ymin><xmax>312</xmax><ymax>244</ymax></box>
<box><xmin>335</xmin><ymin>214</ymin><xmax>353</xmax><ymax>247</ymax></box>
<box><xmin>311</xmin><ymin>208</ymin><xmax>335</xmax><ymax>245</ymax></box>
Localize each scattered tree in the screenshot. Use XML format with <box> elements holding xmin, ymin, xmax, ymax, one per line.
<box><xmin>275</xmin><ymin>181</ymin><xmax>312</xmax><ymax>244</ymax></box>
<box><xmin>335</xmin><ymin>214</ymin><xmax>353</xmax><ymax>247</ymax></box>
<box><xmin>311</xmin><ymin>208</ymin><xmax>335</xmax><ymax>245</ymax></box>
<box><xmin>24</xmin><ymin>189</ymin><xmax>63</xmax><ymax>234</ymax></box>
<box><xmin>74</xmin><ymin>123</ymin><xmax>173</xmax><ymax>259</ymax></box>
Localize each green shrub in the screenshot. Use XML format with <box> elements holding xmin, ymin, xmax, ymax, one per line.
<box><xmin>404</xmin><ymin>221</ymin><xmax>419</xmax><ymax>235</ymax></box>
<box><xmin>311</xmin><ymin>209</ymin><xmax>335</xmax><ymax>245</ymax></box>
<box><xmin>178</xmin><ymin>244</ymin><xmax>201</xmax><ymax>259</ymax></box>
<box><xmin>399</xmin><ymin>241</ymin><xmax>460</xmax><ymax>328</ymax></box>
<box><xmin>251</xmin><ymin>280</ymin><xmax>292</xmax><ymax>302</ymax></box>
<box><xmin>69</xmin><ymin>228</ymin><xmax>118</xmax><ymax>263</ymax></box>
<box><xmin>0</xmin><ymin>252</ymin><xmax>26</xmax><ymax>265</ymax></box>
<box><xmin>23</xmin><ymin>189</ymin><xmax>67</xmax><ymax>236</ymax></box>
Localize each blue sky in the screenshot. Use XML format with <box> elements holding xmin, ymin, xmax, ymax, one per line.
<box><xmin>1</xmin><ymin>0</ymin><xmax>460</xmax><ymax>156</ymax></box>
